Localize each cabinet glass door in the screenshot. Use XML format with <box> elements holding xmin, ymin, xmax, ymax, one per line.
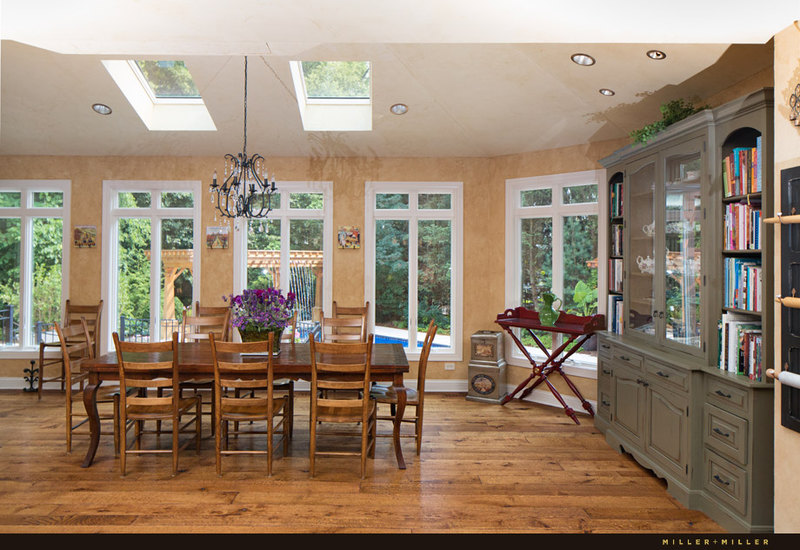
<box><xmin>664</xmin><ymin>152</ymin><xmax>702</xmax><ymax>348</ymax></box>
<box><xmin>628</xmin><ymin>160</ymin><xmax>656</xmax><ymax>336</ymax></box>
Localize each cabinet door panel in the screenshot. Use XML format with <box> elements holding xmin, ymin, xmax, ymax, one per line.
<box><xmin>647</xmin><ymin>386</ymin><xmax>690</xmax><ymax>481</ymax></box>
<box><xmin>612</xmin><ymin>368</ymin><xmax>646</xmax><ymax>447</ymax></box>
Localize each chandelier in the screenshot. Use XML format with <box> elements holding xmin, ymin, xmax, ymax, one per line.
<box><xmin>210</xmin><ymin>56</ymin><xmax>277</xmax><ymax>219</ymax></box>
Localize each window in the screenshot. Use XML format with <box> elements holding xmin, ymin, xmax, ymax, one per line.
<box><xmin>0</xmin><ymin>180</ymin><xmax>70</xmax><ymax>353</ymax></box>
<box><xmin>102</xmin><ymin>181</ymin><xmax>201</xmax><ymax>351</ymax></box>
<box><xmin>233</xmin><ymin>181</ymin><xmax>333</xmax><ymax>338</ymax></box>
<box><xmin>102</xmin><ymin>59</ymin><xmax>215</xmax><ymax>131</ymax></box>
<box><xmin>365</xmin><ymin>182</ymin><xmax>463</xmax><ymax>360</ymax></box>
<box><xmin>288</xmin><ymin>61</ymin><xmax>372</xmax><ymax>131</ymax></box>
<box><xmin>505</xmin><ymin>170</ymin><xmax>604</xmax><ymax>371</ymax></box>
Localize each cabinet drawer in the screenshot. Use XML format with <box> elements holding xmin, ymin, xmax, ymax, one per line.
<box><xmin>598</xmin><ymin>386</ymin><xmax>613</xmax><ymax>421</ymax></box>
<box><xmin>704</xmin><ymin>404</ymin><xmax>748</xmax><ymax>465</ymax></box>
<box><xmin>612</xmin><ymin>347</ymin><xmax>643</xmax><ymax>371</ymax></box>
<box><xmin>598</xmin><ymin>360</ymin><xmax>613</xmax><ymax>388</ymax></box>
<box><xmin>598</xmin><ymin>338</ymin><xmax>613</xmax><ymax>360</ymax></box>
<box><xmin>645</xmin><ymin>359</ymin><xmax>690</xmax><ymax>393</ymax></box>
<box><xmin>705</xmin><ymin>377</ymin><xmax>749</xmax><ymax>416</ymax></box>
<box><xmin>704</xmin><ymin>449</ymin><xmax>748</xmax><ymax>516</ymax></box>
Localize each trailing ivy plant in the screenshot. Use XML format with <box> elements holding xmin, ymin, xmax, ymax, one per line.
<box><xmin>630</xmin><ymin>98</ymin><xmax>709</xmax><ymax>145</ymax></box>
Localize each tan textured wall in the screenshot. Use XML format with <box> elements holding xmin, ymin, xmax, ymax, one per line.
<box><xmin>0</xmin><ymin>74</ymin><xmax>776</xmax><ymax>404</ymax></box>
<box><xmin>772</xmin><ymin>22</ymin><xmax>800</xmax><ymax>534</ymax></box>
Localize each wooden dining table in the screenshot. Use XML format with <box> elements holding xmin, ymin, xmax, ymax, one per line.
<box><xmin>80</xmin><ymin>341</ymin><xmax>411</xmax><ymax>469</ymax></box>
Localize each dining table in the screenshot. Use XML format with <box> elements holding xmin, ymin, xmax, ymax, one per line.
<box><xmin>80</xmin><ymin>341</ymin><xmax>411</xmax><ymax>469</ymax></box>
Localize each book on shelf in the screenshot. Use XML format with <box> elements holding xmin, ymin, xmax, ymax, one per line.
<box><xmin>723</xmin><ymin>257</ymin><xmax>762</xmax><ymax>312</ymax></box>
<box><xmin>722</xmin><ymin>143</ymin><xmax>761</xmax><ymax>197</ymax></box>
<box><xmin>611</xmin><ymin>223</ymin><xmax>623</xmax><ymax>256</ymax></box>
<box><xmin>718</xmin><ymin>311</ymin><xmax>762</xmax><ymax>377</ymax></box>
<box><xmin>724</xmin><ymin>202</ymin><xmax>761</xmax><ymax>250</ymax></box>
<box><xmin>607</xmin><ymin>295</ymin><xmax>623</xmax><ymax>335</ymax></box>
<box><xmin>610</xmin><ymin>181</ymin><xmax>623</xmax><ymax>218</ymax></box>
<box><xmin>608</xmin><ymin>258</ymin><xmax>623</xmax><ymax>293</ymax></box>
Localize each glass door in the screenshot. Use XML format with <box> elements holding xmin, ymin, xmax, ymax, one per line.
<box><xmin>664</xmin><ymin>151</ymin><xmax>703</xmax><ymax>349</ymax></box>
<box><xmin>627</xmin><ymin>157</ymin><xmax>657</xmax><ymax>337</ymax></box>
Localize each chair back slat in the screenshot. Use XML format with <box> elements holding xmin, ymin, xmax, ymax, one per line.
<box><xmin>321</xmin><ymin>317</ymin><xmax>366</xmax><ymax>343</ymax></box>
<box><xmin>113</xmin><ymin>332</ymin><xmax>180</xmax><ymax>411</ymax></box>
<box><xmin>182</xmin><ymin>309</ymin><xmax>230</xmax><ymax>343</ymax></box>
<box><xmin>209</xmin><ymin>333</ymin><xmax>274</xmax><ymax>394</ymax></box>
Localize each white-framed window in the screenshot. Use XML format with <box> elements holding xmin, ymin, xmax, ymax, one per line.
<box><xmin>0</xmin><ymin>180</ymin><xmax>71</xmax><ymax>354</ymax></box>
<box><xmin>232</xmin><ymin>181</ymin><xmax>333</xmax><ymax>336</ymax></box>
<box><xmin>364</xmin><ymin>181</ymin><xmax>463</xmax><ymax>361</ymax></box>
<box><xmin>505</xmin><ymin>169</ymin><xmax>605</xmax><ymax>373</ymax></box>
<box><xmin>101</xmin><ymin>180</ymin><xmax>202</xmax><ymax>352</ymax></box>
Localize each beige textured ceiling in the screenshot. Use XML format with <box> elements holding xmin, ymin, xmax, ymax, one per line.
<box><xmin>0</xmin><ymin>1</ymin><xmax>793</xmax><ymax>158</ymax></box>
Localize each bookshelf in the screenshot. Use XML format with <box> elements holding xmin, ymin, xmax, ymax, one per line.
<box><xmin>719</xmin><ymin>126</ymin><xmax>770</xmax><ymax>382</ymax></box>
<box><xmin>607</xmin><ymin>171</ymin><xmax>624</xmax><ymax>335</ymax></box>
<box><xmin>596</xmin><ymin>88</ymin><xmax>774</xmax><ymax>532</ymax></box>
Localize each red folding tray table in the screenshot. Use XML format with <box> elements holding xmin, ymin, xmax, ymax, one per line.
<box><xmin>495</xmin><ymin>306</ymin><xmax>606</xmax><ymax>424</ymax></box>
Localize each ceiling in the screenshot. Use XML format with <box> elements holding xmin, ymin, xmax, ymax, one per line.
<box><xmin>0</xmin><ymin>1</ymin><xmax>796</xmax><ymax>158</ymax></box>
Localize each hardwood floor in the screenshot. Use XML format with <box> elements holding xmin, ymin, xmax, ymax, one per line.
<box><xmin>0</xmin><ymin>390</ymin><xmax>725</xmax><ymax>534</ymax></box>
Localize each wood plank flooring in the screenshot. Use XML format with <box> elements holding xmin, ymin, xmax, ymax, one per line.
<box><xmin>0</xmin><ymin>390</ymin><xmax>725</xmax><ymax>534</ymax></box>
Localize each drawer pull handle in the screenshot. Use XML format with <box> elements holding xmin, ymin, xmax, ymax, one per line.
<box><xmin>602</xmin><ymin>369</ymin><xmax>612</xmax><ymax>375</ymax></box>
<box><xmin>601</xmin><ymin>400</ymin><xmax>611</xmax><ymax>407</ymax></box>
<box><xmin>601</xmin><ymin>344</ymin><xmax>611</xmax><ymax>349</ymax></box>
<box><xmin>715</xmin><ymin>390</ymin><xmax>732</xmax><ymax>399</ymax></box>
<box><xmin>656</xmin><ymin>371</ymin><xmax>670</xmax><ymax>378</ymax></box>
<box><xmin>636</xmin><ymin>378</ymin><xmax>649</xmax><ymax>387</ymax></box>
<box><xmin>619</xmin><ymin>355</ymin><xmax>630</xmax><ymax>361</ymax></box>
<box><xmin>713</xmin><ymin>474</ymin><xmax>730</xmax><ymax>486</ymax></box>
<box><xmin>712</xmin><ymin>427</ymin><xmax>730</xmax><ymax>438</ymax></box>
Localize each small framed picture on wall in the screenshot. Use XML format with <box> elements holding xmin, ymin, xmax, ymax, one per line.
<box><xmin>73</xmin><ymin>225</ymin><xmax>97</xmax><ymax>248</ymax></box>
<box><xmin>206</xmin><ymin>226</ymin><xmax>229</xmax><ymax>249</ymax></box>
<box><xmin>338</xmin><ymin>226</ymin><xmax>360</xmax><ymax>249</ymax></box>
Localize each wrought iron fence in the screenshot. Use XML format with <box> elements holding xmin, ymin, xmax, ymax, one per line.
<box><xmin>119</xmin><ymin>317</ymin><xmax>182</xmax><ymax>342</ymax></box>
<box><xmin>0</xmin><ymin>304</ymin><xmax>15</xmax><ymax>345</ymax></box>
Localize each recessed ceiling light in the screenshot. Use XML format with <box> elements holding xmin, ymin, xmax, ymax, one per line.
<box><xmin>646</xmin><ymin>50</ymin><xmax>667</xmax><ymax>60</ymax></box>
<box><xmin>390</xmin><ymin>103</ymin><xmax>408</xmax><ymax>115</ymax></box>
<box><xmin>92</xmin><ymin>103</ymin><xmax>112</xmax><ymax>115</ymax></box>
<box><xmin>599</xmin><ymin>88</ymin><xmax>615</xmax><ymax>96</ymax></box>
<box><xmin>570</xmin><ymin>53</ymin><xmax>595</xmax><ymax>66</ymax></box>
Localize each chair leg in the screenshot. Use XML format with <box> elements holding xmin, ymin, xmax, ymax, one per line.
<box><xmin>113</xmin><ymin>394</ymin><xmax>120</xmax><ymax>456</ymax></box>
<box><xmin>65</xmin><ymin>395</ymin><xmax>72</xmax><ymax>453</ymax></box>
<box><xmin>309</xmin><ymin>414</ymin><xmax>316</xmax><ymax>477</ymax></box>
<box><xmin>416</xmin><ymin>407</ymin><xmax>423</xmax><ymax>456</ymax></box>
<box><xmin>119</xmin><ymin>413</ymin><xmax>127</xmax><ymax>477</ymax></box>
<box><xmin>172</xmin><ymin>413</ymin><xmax>179</xmax><ymax>477</ymax></box>
<box><xmin>215</xmin><ymin>409</ymin><xmax>222</xmax><ymax>477</ymax></box>
<box><xmin>196</xmin><ymin>397</ymin><xmax>202</xmax><ymax>452</ymax></box>
<box><xmin>267</xmin><ymin>410</ymin><xmax>274</xmax><ymax>477</ymax></box>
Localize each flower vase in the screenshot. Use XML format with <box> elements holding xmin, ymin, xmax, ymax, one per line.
<box><xmin>239</xmin><ymin>327</ymin><xmax>283</xmax><ymax>344</ymax></box>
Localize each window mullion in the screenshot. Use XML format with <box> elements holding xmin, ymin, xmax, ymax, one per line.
<box><xmin>19</xmin><ymin>215</ymin><xmax>33</xmax><ymax>348</ymax></box>
<box><xmin>408</xmin><ymin>216</ymin><xmax>419</xmax><ymax>350</ymax></box>
<box><xmin>150</xmin><ymin>214</ymin><xmax>163</xmax><ymax>337</ymax></box>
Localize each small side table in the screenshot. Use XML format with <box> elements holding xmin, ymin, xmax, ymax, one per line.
<box><xmin>495</xmin><ymin>306</ymin><xmax>605</xmax><ymax>424</ymax></box>
<box><xmin>466</xmin><ymin>330</ymin><xmax>507</xmax><ymax>404</ymax></box>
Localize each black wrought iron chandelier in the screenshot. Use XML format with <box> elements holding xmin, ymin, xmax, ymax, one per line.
<box><xmin>210</xmin><ymin>56</ymin><xmax>277</xmax><ymax>219</ymax></box>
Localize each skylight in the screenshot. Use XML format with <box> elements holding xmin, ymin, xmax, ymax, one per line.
<box><xmin>134</xmin><ymin>60</ymin><xmax>201</xmax><ymax>99</ymax></box>
<box><xmin>300</xmin><ymin>61</ymin><xmax>370</xmax><ymax>99</ymax></box>
<box><xmin>289</xmin><ymin>61</ymin><xmax>372</xmax><ymax>132</ymax></box>
<box><xmin>102</xmin><ymin>59</ymin><xmax>215</xmax><ymax>131</ymax></box>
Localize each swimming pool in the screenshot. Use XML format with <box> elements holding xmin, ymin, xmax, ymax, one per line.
<box><xmin>374</xmin><ymin>335</ymin><xmax>445</xmax><ymax>348</ymax></box>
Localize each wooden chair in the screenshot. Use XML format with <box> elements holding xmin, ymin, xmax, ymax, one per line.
<box><xmin>112</xmin><ymin>331</ymin><xmax>202</xmax><ymax>476</ymax></box>
<box><xmin>209</xmin><ymin>332</ymin><xmax>290</xmax><ymax>476</ymax></box>
<box><xmin>179</xmin><ymin>308</ymin><xmax>230</xmax><ymax>432</ymax></box>
<box><xmin>321</xmin><ymin>316</ymin><xmax>366</xmax><ymax>343</ymax></box>
<box><xmin>371</xmin><ymin>320</ymin><xmax>438</xmax><ymax>456</ymax></box>
<box><xmin>309</xmin><ymin>334</ymin><xmax>376</xmax><ymax>478</ymax></box>
<box><xmin>55</xmin><ymin>318</ymin><xmax>119</xmax><ymax>454</ymax></box>
<box><xmin>280</xmin><ymin>310</ymin><xmax>298</xmax><ymax>347</ymax></box>
<box><xmin>329</xmin><ymin>301</ymin><xmax>368</xmax><ymax>342</ymax></box>
<box><xmin>194</xmin><ymin>302</ymin><xmax>231</xmax><ymax>341</ymax></box>
<box><xmin>38</xmin><ymin>299</ymin><xmax>103</xmax><ymax>400</ymax></box>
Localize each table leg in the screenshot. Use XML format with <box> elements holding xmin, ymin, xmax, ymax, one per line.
<box><xmin>392</xmin><ymin>384</ymin><xmax>407</xmax><ymax>470</ymax></box>
<box><xmin>81</xmin><ymin>379</ymin><xmax>102</xmax><ymax>468</ymax></box>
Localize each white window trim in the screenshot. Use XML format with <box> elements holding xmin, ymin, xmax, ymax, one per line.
<box><xmin>232</xmin><ymin>180</ymin><xmax>333</xmax><ymax>318</ymax></box>
<box><xmin>101</xmin><ymin>180</ymin><xmax>202</xmax><ymax>354</ymax></box>
<box><xmin>0</xmin><ymin>180</ymin><xmax>71</xmax><ymax>357</ymax></box>
<box><xmin>364</xmin><ymin>181</ymin><xmax>463</xmax><ymax>362</ymax></box>
<box><xmin>504</xmin><ymin>169</ymin><xmax>605</xmax><ymax>377</ymax></box>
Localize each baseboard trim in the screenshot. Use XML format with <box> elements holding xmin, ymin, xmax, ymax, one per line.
<box><xmin>1</xmin><ymin>377</ymin><xmax>597</xmax><ymax>415</ymax></box>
